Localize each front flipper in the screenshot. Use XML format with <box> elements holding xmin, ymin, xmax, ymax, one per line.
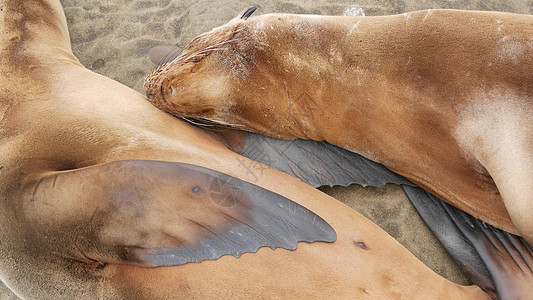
<box><xmin>238</xmin><ymin>132</ymin><xmax>414</xmax><ymax>188</ymax></box>
<box><xmin>20</xmin><ymin>160</ymin><xmax>336</xmax><ymax>267</ymax></box>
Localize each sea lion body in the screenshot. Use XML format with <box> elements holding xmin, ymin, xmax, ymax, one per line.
<box><xmin>144</xmin><ymin>10</ymin><xmax>533</xmax><ymax>243</ymax></box>
<box><xmin>0</xmin><ymin>1</ymin><xmax>490</xmax><ymax>299</ymax></box>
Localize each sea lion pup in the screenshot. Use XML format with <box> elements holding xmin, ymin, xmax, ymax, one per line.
<box><xmin>0</xmin><ymin>1</ymin><xmax>489</xmax><ymax>299</ymax></box>
<box><xmin>144</xmin><ymin>9</ymin><xmax>533</xmax><ymax>245</ymax></box>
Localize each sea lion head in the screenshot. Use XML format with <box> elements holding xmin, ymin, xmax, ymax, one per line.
<box><xmin>144</xmin><ymin>8</ymin><xmax>328</xmax><ymax>140</ymax></box>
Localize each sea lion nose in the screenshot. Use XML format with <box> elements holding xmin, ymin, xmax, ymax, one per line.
<box><xmin>143</xmin><ymin>79</ymin><xmax>158</xmax><ymax>100</ymax></box>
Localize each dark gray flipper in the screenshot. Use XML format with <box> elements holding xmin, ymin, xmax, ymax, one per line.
<box><xmin>21</xmin><ymin>160</ymin><xmax>335</xmax><ymax>267</ymax></box>
<box><xmin>146</xmin><ymin>162</ymin><xmax>336</xmax><ymax>266</ymax></box>
<box><xmin>235</xmin><ymin>132</ymin><xmax>533</xmax><ymax>299</ymax></box>
<box><xmin>403</xmin><ymin>186</ymin><xmax>497</xmax><ymax>299</ymax></box>
<box><xmin>406</xmin><ymin>186</ymin><xmax>533</xmax><ymax>300</ymax></box>
<box><xmin>239</xmin><ymin>133</ymin><xmax>414</xmax><ymax>188</ymax></box>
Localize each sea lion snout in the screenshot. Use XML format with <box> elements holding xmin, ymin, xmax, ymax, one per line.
<box><xmin>143</xmin><ymin>72</ymin><xmax>163</xmax><ymax>102</ymax></box>
<box><xmin>145</xmin><ymin>54</ymin><xmax>241</xmax><ymax>126</ymax></box>
<box><xmin>143</xmin><ymin>10</ymin><xmax>263</xmax><ymax>123</ymax></box>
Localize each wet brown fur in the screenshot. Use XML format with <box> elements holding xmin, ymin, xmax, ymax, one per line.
<box><xmin>145</xmin><ymin>10</ymin><xmax>533</xmax><ymax>247</ymax></box>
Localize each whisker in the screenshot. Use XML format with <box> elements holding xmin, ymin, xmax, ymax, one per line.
<box><xmin>204</xmin><ymin>117</ymin><xmax>243</xmax><ymax>128</ymax></box>
<box><xmin>174</xmin><ymin>115</ymin><xmax>244</xmax><ymax>130</ymax></box>
<box><xmin>179</xmin><ymin>116</ymin><xmax>218</xmax><ymax>128</ymax></box>
<box><xmin>153</xmin><ymin>46</ymin><xmax>184</xmax><ymax>72</ymax></box>
<box><xmin>153</xmin><ymin>38</ymin><xmax>241</xmax><ymax>75</ymax></box>
<box><xmin>182</xmin><ymin>38</ymin><xmax>237</xmax><ymax>57</ymax></box>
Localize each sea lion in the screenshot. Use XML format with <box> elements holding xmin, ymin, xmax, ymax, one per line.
<box><xmin>0</xmin><ymin>1</ymin><xmax>489</xmax><ymax>299</ymax></box>
<box><xmin>144</xmin><ymin>9</ymin><xmax>533</xmax><ymax>246</ymax></box>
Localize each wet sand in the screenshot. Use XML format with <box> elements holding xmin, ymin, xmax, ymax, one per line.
<box><xmin>1</xmin><ymin>0</ymin><xmax>532</xmax><ymax>298</ymax></box>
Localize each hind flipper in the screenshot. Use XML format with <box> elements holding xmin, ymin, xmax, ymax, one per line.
<box><xmin>445</xmin><ymin>205</ymin><xmax>533</xmax><ymax>300</ymax></box>
<box><xmin>404</xmin><ymin>185</ymin><xmax>533</xmax><ymax>300</ymax></box>
<box><xmin>404</xmin><ymin>186</ymin><xmax>497</xmax><ymax>298</ymax></box>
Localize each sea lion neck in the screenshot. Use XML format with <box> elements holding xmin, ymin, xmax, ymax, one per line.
<box><xmin>0</xmin><ymin>1</ymin><xmax>79</xmax><ymax>72</ymax></box>
<box><xmin>0</xmin><ymin>0</ymin><xmax>81</xmax><ymax>115</ymax></box>
<box><xmin>238</xmin><ymin>13</ymin><xmax>460</xmax><ymax>158</ymax></box>
<box><xmin>237</xmin><ymin>14</ymin><xmax>389</xmax><ymax>142</ymax></box>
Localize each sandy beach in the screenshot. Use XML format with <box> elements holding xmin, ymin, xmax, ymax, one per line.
<box><xmin>1</xmin><ymin>0</ymin><xmax>532</xmax><ymax>298</ymax></box>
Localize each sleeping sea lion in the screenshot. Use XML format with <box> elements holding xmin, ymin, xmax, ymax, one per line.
<box><xmin>144</xmin><ymin>9</ymin><xmax>533</xmax><ymax>246</ymax></box>
<box><xmin>0</xmin><ymin>1</ymin><xmax>490</xmax><ymax>299</ymax></box>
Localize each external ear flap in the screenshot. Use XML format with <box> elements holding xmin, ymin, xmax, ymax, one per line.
<box><xmin>238</xmin><ymin>6</ymin><xmax>257</xmax><ymax>20</ymax></box>
<box><xmin>20</xmin><ymin>160</ymin><xmax>335</xmax><ymax>267</ymax></box>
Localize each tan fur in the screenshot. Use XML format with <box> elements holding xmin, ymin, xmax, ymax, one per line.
<box><xmin>145</xmin><ymin>10</ymin><xmax>533</xmax><ymax>244</ymax></box>
<box><xmin>0</xmin><ymin>1</ymin><xmax>491</xmax><ymax>299</ymax></box>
